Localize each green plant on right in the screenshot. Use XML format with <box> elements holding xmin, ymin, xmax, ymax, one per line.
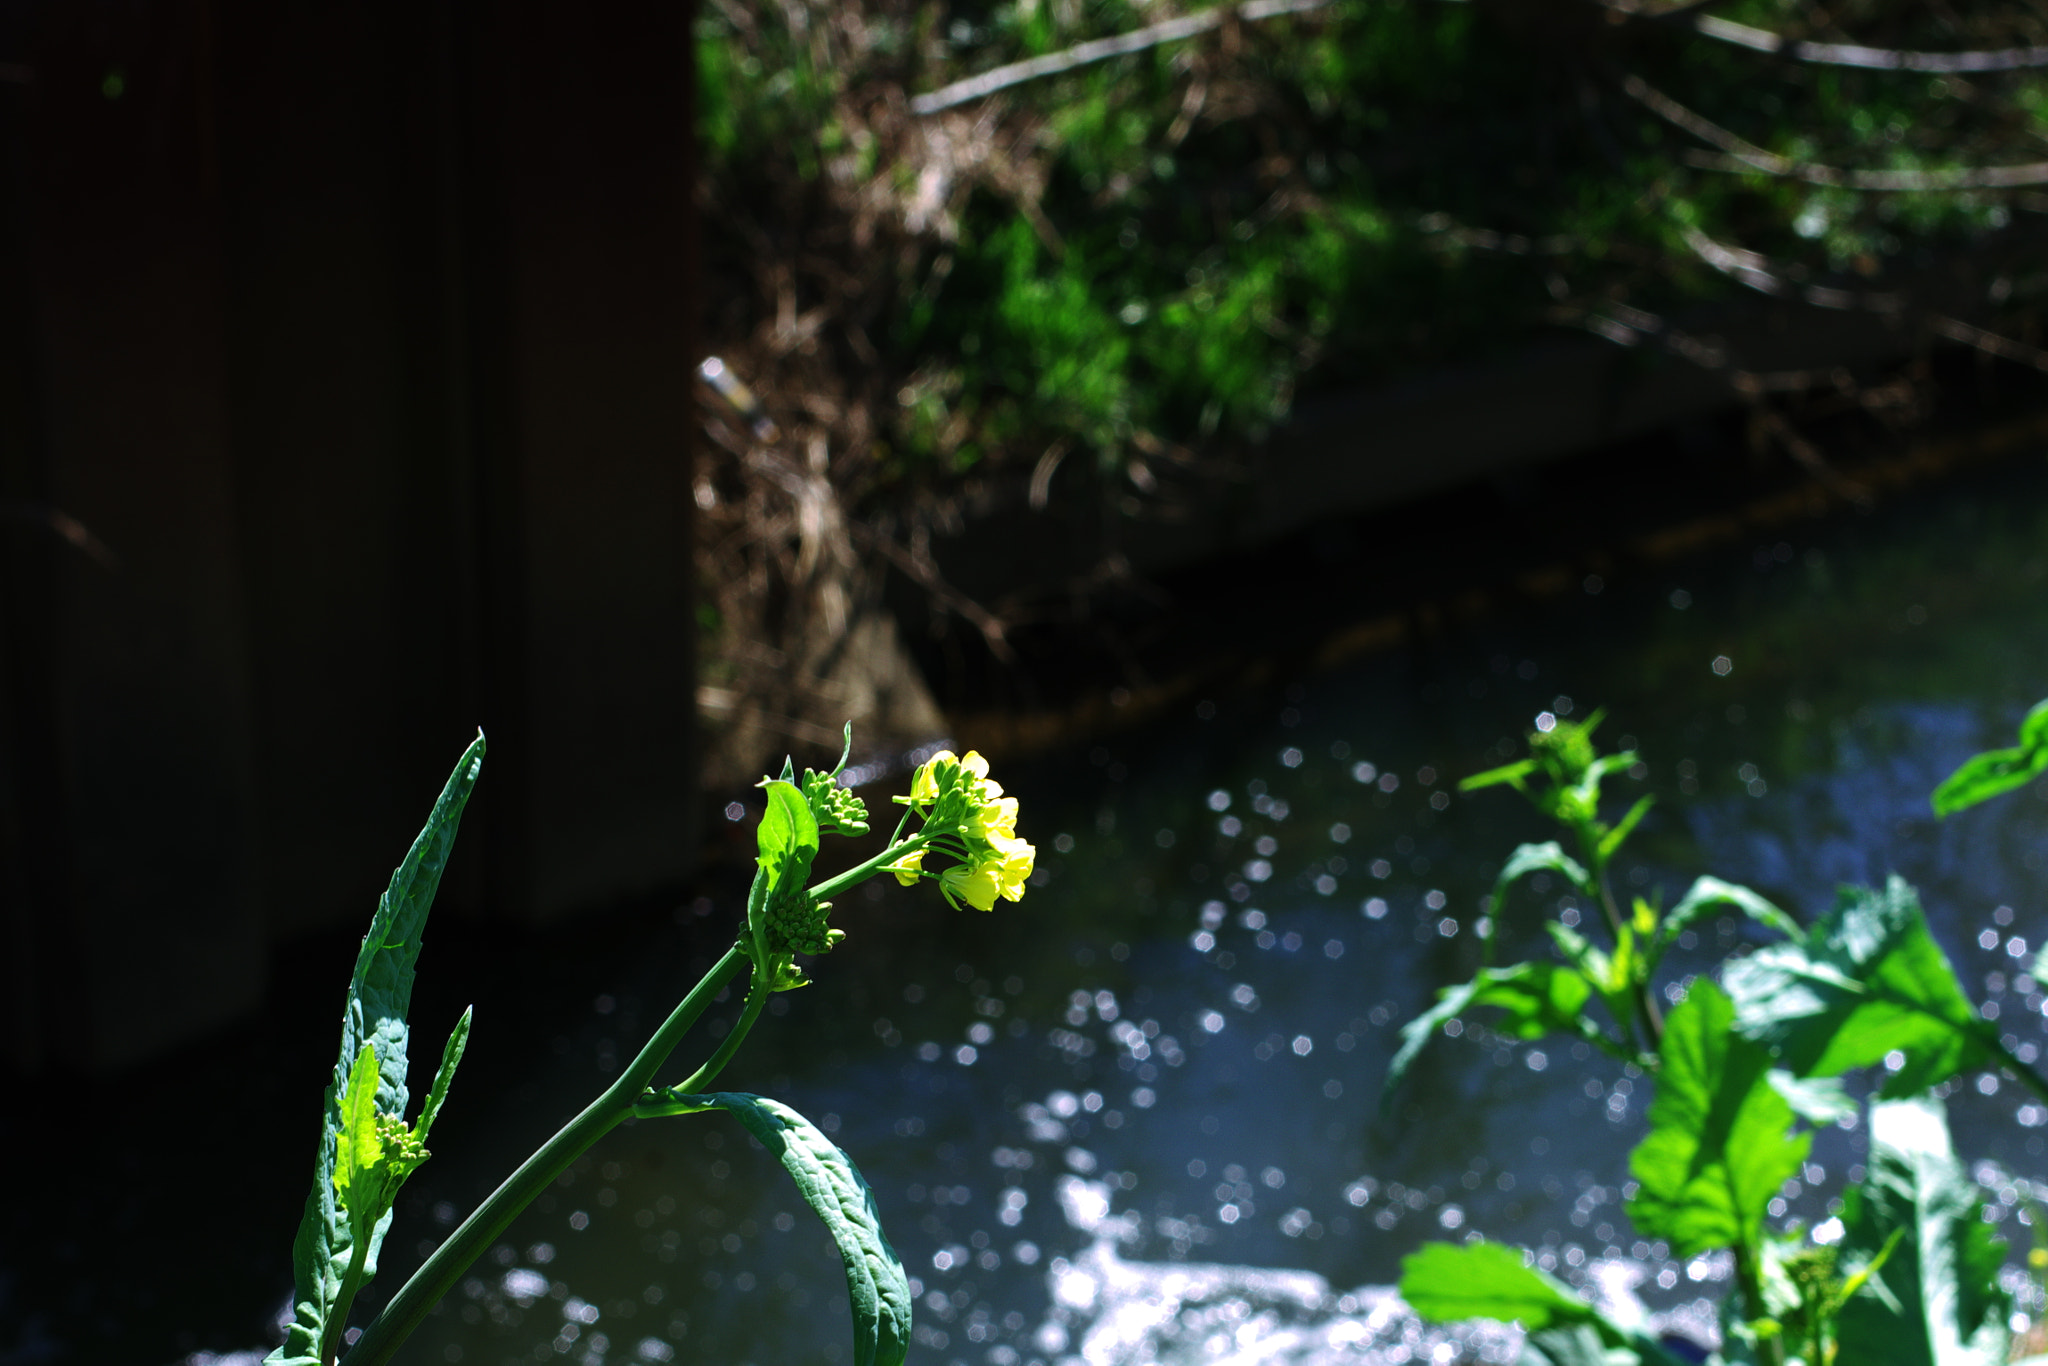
<box><xmin>1387</xmin><ymin>708</ymin><xmax>2048</xmax><ymax>1366</ymax></box>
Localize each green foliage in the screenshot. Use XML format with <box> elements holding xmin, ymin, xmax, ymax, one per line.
<box><xmin>1398</xmin><ymin>701</ymin><xmax>2048</xmax><ymax>1366</ymax></box>
<box><xmin>1398</xmin><ymin>1240</ymin><xmax>1692</xmax><ymax>1365</ymax></box>
<box><xmin>1626</xmin><ymin>982</ymin><xmax>1810</xmax><ymax>1260</ymax></box>
<box><xmin>753</xmin><ymin>777</ymin><xmax>835</xmax><ymax>963</ymax></box>
<box><xmin>269</xmin><ymin>734</ymin><xmax>484</xmax><ymax>1366</ymax></box>
<box><xmin>1932</xmin><ymin>698</ymin><xmax>2048</xmax><ymax>818</ymax></box>
<box><xmin>279</xmin><ymin>726</ymin><xmax>1036</xmax><ymax>1366</ymax></box>
<box><xmin>702</xmin><ymin>0</ymin><xmax>2048</xmax><ymax>511</ymax></box>
<box><xmin>1721</xmin><ymin>877</ymin><xmax>1993</xmax><ymax>1098</ymax></box>
<box><xmin>1832</xmin><ymin>1099</ymin><xmax>2009</xmax><ymax>1366</ymax></box>
<box><xmin>1383</xmin><ymin>961</ymin><xmax>1615</xmax><ymax>1109</ymax></box>
<box><xmin>1398</xmin><ymin>1241</ymin><xmax>1594</xmax><ymax>1331</ymax></box>
<box><xmin>638</xmin><ymin>1093</ymin><xmax>912</xmax><ymax>1366</ymax></box>
<box><xmin>1655</xmin><ymin>877</ymin><xmax>1799</xmax><ymax>955</ymax></box>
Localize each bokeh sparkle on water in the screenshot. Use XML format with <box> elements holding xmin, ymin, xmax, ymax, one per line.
<box><xmin>338</xmin><ymin>468</ymin><xmax>2048</xmax><ymax>1366</ymax></box>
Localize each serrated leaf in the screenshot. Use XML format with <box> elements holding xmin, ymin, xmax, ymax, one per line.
<box><xmin>1833</xmin><ymin>1097</ymin><xmax>2010</xmax><ymax>1366</ymax></box>
<box><xmin>1931</xmin><ymin>699</ymin><xmax>2048</xmax><ymax>818</ymax></box>
<box><xmin>335</xmin><ymin>1044</ymin><xmax>383</xmax><ymax>1210</ymax></box>
<box><xmin>1400</xmin><ymin>1242</ymin><xmax>1593</xmax><ymax>1330</ymax></box>
<box><xmin>267</xmin><ymin>734</ymin><xmax>484</xmax><ymax>1366</ymax></box>
<box><xmin>679</xmin><ymin>1093</ymin><xmax>910</xmax><ymax>1366</ymax></box>
<box><xmin>1627</xmin><ymin>980</ymin><xmax>1810</xmax><ymax>1258</ymax></box>
<box><xmin>1384</xmin><ymin>963</ymin><xmax>1610</xmax><ymax>1109</ymax></box>
<box><xmin>1721</xmin><ymin>877</ymin><xmax>1991</xmax><ymax>1098</ymax></box>
<box><xmin>1655</xmin><ymin>877</ymin><xmax>1798</xmax><ymax>953</ymax></box>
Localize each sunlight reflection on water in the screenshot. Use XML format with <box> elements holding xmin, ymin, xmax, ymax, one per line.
<box><xmin>295</xmin><ymin>468</ymin><xmax>2048</xmax><ymax>1366</ymax></box>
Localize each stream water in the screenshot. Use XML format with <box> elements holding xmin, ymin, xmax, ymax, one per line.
<box><xmin>218</xmin><ymin>457</ymin><xmax>2048</xmax><ymax>1366</ymax></box>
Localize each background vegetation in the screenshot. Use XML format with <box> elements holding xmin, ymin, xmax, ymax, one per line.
<box><xmin>693</xmin><ymin>0</ymin><xmax>2048</xmax><ymax>778</ymax></box>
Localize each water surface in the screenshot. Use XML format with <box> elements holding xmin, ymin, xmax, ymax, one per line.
<box><xmin>372</xmin><ymin>460</ymin><xmax>2048</xmax><ymax>1366</ymax></box>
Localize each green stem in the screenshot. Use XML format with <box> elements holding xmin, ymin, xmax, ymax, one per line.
<box><xmin>338</xmin><ymin>944</ymin><xmax>750</xmax><ymax>1366</ymax></box>
<box><xmin>1580</xmin><ymin>825</ymin><xmax>1664</xmax><ymax>1053</ymax></box>
<box><xmin>810</xmin><ymin>829</ymin><xmax>933</xmax><ymax>903</ymax></box>
<box><xmin>322</xmin><ymin>1221</ymin><xmax>373</xmax><ymax>1366</ymax></box>
<box><xmin>1733</xmin><ymin>1241</ymin><xmax>1786</xmax><ymax>1366</ymax></box>
<box><xmin>671</xmin><ymin>964</ymin><xmax>772</xmax><ymax>1096</ymax></box>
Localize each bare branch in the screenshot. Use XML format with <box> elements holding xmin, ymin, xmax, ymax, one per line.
<box><xmin>910</xmin><ymin>0</ymin><xmax>1333</xmax><ymax>116</ymax></box>
<box><xmin>1679</xmin><ymin>226</ymin><xmax>1905</xmax><ymax>312</ymax></box>
<box><xmin>1692</xmin><ymin>13</ymin><xmax>2048</xmax><ymax>73</ymax></box>
<box><xmin>1623</xmin><ymin>74</ymin><xmax>2048</xmax><ymax>189</ymax></box>
<box><xmin>1927</xmin><ymin>314</ymin><xmax>2048</xmax><ymax>371</ymax></box>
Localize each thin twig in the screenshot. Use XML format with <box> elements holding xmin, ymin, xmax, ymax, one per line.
<box><xmin>1623</xmin><ymin>73</ymin><xmax>2048</xmax><ymax>189</ymax></box>
<box><xmin>911</xmin><ymin>0</ymin><xmax>1334</xmax><ymax>115</ymax></box>
<box><xmin>850</xmin><ymin>521</ymin><xmax>1016</xmax><ymax>662</ymax></box>
<box><xmin>1692</xmin><ymin>12</ymin><xmax>2048</xmax><ymax>73</ymax></box>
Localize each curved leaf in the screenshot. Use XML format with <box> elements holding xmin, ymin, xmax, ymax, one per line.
<box><xmin>1401</xmin><ymin>1242</ymin><xmax>1691</xmax><ymax>1366</ymax></box>
<box><xmin>1400</xmin><ymin>1241</ymin><xmax>1591</xmax><ymax>1330</ymax></box>
<box><xmin>1480</xmin><ymin>841</ymin><xmax>1595</xmax><ymax>961</ymax></box>
<box><xmin>1931</xmin><ymin>698</ymin><xmax>2048</xmax><ymax>818</ymax></box>
<box><xmin>1383</xmin><ymin>963</ymin><xmax>1614</xmax><ymax>1111</ymax></box>
<box><xmin>1655</xmin><ymin>876</ymin><xmax>1798</xmax><ymax>953</ymax></box>
<box><xmin>677</xmin><ymin>1092</ymin><xmax>910</xmax><ymax>1366</ymax></box>
<box><xmin>268</xmin><ymin>734</ymin><xmax>485</xmax><ymax>1366</ymax></box>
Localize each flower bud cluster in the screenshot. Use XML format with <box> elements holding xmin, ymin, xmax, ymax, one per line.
<box><xmin>767</xmin><ymin>894</ymin><xmax>846</xmax><ymax>956</ymax></box>
<box><xmin>803</xmin><ymin>768</ymin><xmax>870</xmax><ymax>837</ymax></box>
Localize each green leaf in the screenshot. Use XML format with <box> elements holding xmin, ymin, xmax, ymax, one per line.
<box><xmin>267</xmin><ymin>733</ymin><xmax>485</xmax><ymax>1366</ymax></box>
<box><xmin>1627</xmin><ymin>980</ymin><xmax>1810</xmax><ymax>1259</ymax></box>
<box><xmin>1931</xmin><ymin>699</ymin><xmax>2048</xmax><ymax>818</ymax></box>
<box><xmin>1833</xmin><ymin>1097</ymin><xmax>2010</xmax><ymax>1366</ymax></box>
<box><xmin>1721</xmin><ymin>877</ymin><xmax>1991</xmax><ymax>1098</ymax></box>
<box><xmin>756</xmin><ymin>778</ymin><xmax>821</xmax><ymax>884</ymax></box>
<box><xmin>1654</xmin><ymin>876</ymin><xmax>1799</xmax><ymax>952</ymax></box>
<box><xmin>414</xmin><ymin>1006</ymin><xmax>471</xmax><ymax>1144</ymax></box>
<box><xmin>1481</xmin><ymin>841</ymin><xmax>1595</xmax><ymax>960</ymax></box>
<box><xmin>1399</xmin><ymin>1242</ymin><xmax>1592</xmax><ymax>1330</ymax></box>
<box><xmin>1459</xmin><ymin>758</ymin><xmax>1536</xmax><ymax>792</ymax></box>
<box><xmin>1383</xmin><ymin>963</ymin><xmax>1612</xmax><ymax>1110</ymax></box>
<box><xmin>675</xmin><ymin>1093</ymin><xmax>911</xmax><ymax>1366</ymax></box>
<box><xmin>335</xmin><ymin>1044</ymin><xmax>383</xmax><ymax>1210</ymax></box>
<box><xmin>1401</xmin><ymin>1243</ymin><xmax>1690</xmax><ymax>1366</ymax></box>
<box><xmin>1597</xmin><ymin>794</ymin><xmax>1655</xmax><ymax>864</ymax></box>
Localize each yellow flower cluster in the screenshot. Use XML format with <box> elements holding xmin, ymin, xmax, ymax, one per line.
<box><xmin>887</xmin><ymin>750</ymin><xmax>1035</xmax><ymax>911</ymax></box>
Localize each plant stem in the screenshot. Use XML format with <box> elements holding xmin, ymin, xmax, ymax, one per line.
<box><xmin>322</xmin><ymin>1224</ymin><xmax>373</xmax><ymax>1366</ymax></box>
<box><xmin>339</xmin><ymin>943</ymin><xmax>750</xmax><ymax>1366</ymax></box>
<box><xmin>1732</xmin><ymin>1241</ymin><xmax>1786</xmax><ymax>1366</ymax></box>
<box><xmin>810</xmin><ymin>830</ymin><xmax>933</xmax><ymax>903</ymax></box>
<box><xmin>672</xmin><ymin>966</ymin><xmax>771</xmax><ymax>1095</ymax></box>
<box><xmin>1582</xmin><ymin>826</ymin><xmax>1664</xmax><ymax>1052</ymax></box>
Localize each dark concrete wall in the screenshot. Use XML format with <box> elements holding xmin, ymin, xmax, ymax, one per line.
<box><xmin>0</xmin><ymin>1</ymin><xmax>699</xmax><ymax>1073</ymax></box>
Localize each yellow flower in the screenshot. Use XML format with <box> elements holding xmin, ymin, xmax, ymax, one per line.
<box><xmin>972</xmin><ymin>796</ymin><xmax>1020</xmax><ymax>842</ymax></box>
<box><xmin>883</xmin><ymin>848</ymin><xmax>925</xmax><ymax>887</ymax></box>
<box><xmin>939</xmin><ymin>862</ymin><xmax>1003</xmax><ymax>912</ymax></box>
<box><xmin>958</xmin><ymin>751</ymin><xmax>1000</xmax><ymax>800</ymax></box>
<box><xmin>906</xmin><ymin>751</ymin><xmax>953</xmax><ymax>805</ymax></box>
<box><xmin>989</xmin><ymin>834</ymin><xmax>1035</xmax><ymax>902</ymax></box>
